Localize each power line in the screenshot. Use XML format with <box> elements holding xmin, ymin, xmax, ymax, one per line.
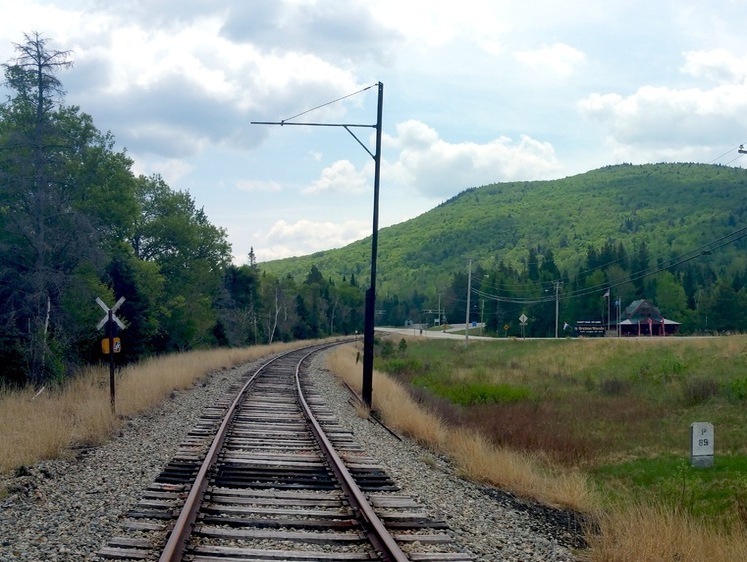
<box><xmin>708</xmin><ymin>144</ymin><xmax>745</xmax><ymax>164</ymax></box>
<box><xmin>724</xmin><ymin>153</ymin><xmax>745</xmax><ymax>166</ymax></box>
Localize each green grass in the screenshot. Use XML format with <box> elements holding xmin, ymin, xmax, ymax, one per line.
<box><xmin>374</xmin><ymin>335</ymin><xmax>747</xmax><ymax>526</ymax></box>
<box><xmin>592</xmin><ymin>454</ymin><xmax>747</xmax><ymax>526</ymax></box>
<box><xmin>412</xmin><ymin>378</ymin><xmax>534</xmax><ymax>405</ymax></box>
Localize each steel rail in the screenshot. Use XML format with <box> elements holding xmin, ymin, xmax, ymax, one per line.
<box><xmin>158</xmin><ymin>349</ymin><xmax>300</xmax><ymax>562</ymax></box>
<box><xmin>294</xmin><ymin>349</ymin><xmax>410</xmax><ymax>562</ymax></box>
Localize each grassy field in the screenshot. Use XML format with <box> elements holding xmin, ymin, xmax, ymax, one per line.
<box><xmin>329</xmin><ymin>334</ymin><xmax>747</xmax><ymax>561</ymax></box>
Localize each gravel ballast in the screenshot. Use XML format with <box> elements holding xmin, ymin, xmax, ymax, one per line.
<box><xmin>0</xmin><ymin>349</ymin><xmax>584</xmax><ymax>561</ymax></box>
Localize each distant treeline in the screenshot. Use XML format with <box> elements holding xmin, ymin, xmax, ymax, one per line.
<box><xmin>382</xmin><ymin>240</ymin><xmax>747</xmax><ymax>337</ymax></box>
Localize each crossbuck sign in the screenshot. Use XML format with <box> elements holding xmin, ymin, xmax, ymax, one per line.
<box><xmin>96</xmin><ymin>296</ymin><xmax>126</xmax><ymax>330</ymax></box>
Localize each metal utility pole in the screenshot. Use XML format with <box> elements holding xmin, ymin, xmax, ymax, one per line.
<box><xmin>465</xmin><ymin>259</ymin><xmax>472</xmax><ymax>347</ymax></box>
<box><xmin>555</xmin><ymin>281</ymin><xmax>559</xmax><ymax>338</ymax></box>
<box><xmin>252</xmin><ymin>83</ymin><xmax>383</xmax><ymax>408</ymax></box>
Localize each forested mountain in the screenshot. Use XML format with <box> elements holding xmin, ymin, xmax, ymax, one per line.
<box><xmin>260</xmin><ymin>162</ymin><xmax>747</xmax><ymax>335</ymax></box>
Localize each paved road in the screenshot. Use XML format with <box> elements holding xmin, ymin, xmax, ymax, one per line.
<box><xmin>376</xmin><ymin>326</ymin><xmax>715</xmax><ymax>341</ymax></box>
<box><xmin>375</xmin><ymin>325</ymin><xmax>496</xmax><ymax>341</ymax></box>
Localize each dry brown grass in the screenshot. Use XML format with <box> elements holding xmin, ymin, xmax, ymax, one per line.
<box><xmin>582</xmin><ymin>501</ymin><xmax>747</xmax><ymax>562</ymax></box>
<box><xmin>462</xmin><ymin>394</ymin><xmax>662</xmax><ymax>466</ymax></box>
<box><xmin>325</xmin><ymin>344</ymin><xmax>593</xmax><ymax>511</ymax></box>
<box><xmin>0</xmin><ymin>340</ymin><xmax>314</xmax><ymax>475</ymax></box>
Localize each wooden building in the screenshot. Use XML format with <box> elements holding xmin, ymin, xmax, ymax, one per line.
<box><xmin>618</xmin><ymin>299</ymin><xmax>680</xmax><ymax>336</ymax></box>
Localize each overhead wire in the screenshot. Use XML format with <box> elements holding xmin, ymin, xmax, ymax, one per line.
<box><xmin>280</xmin><ymin>83</ymin><xmax>378</xmax><ymax>123</ymax></box>
<box><xmin>724</xmin><ymin>153</ymin><xmax>745</xmax><ymax>166</ymax></box>
<box><xmin>708</xmin><ymin>144</ymin><xmax>744</xmax><ymax>164</ymax></box>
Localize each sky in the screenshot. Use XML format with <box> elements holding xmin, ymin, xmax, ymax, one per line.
<box><xmin>2</xmin><ymin>1</ymin><xmax>747</xmax><ymax>264</ymax></box>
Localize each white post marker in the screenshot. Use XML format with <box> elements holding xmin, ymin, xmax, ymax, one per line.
<box><xmin>690</xmin><ymin>422</ymin><xmax>714</xmax><ymax>468</ymax></box>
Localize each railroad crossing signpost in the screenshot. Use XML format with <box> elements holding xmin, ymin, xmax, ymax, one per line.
<box><xmin>96</xmin><ymin>296</ymin><xmax>126</xmax><ymax>414</ymax></box>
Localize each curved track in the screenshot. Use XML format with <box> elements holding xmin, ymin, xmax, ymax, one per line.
<box><xmin>99</xmin><ymin>343</ymin><xmax>473</xmax><ymax>561</ymax></box>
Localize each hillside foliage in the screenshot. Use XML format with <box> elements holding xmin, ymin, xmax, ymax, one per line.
<box><xmin>261</xmin><ymin>163</ymin><xmax>747</xmax><ymax>337</ymax></box>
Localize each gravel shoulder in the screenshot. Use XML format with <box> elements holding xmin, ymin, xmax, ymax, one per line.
<box><xmin>0</xmin><ymin>350</ymin><xmax>584</xmax><ymax>562</ymax></box>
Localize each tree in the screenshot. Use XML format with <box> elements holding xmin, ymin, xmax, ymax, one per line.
<box><xmin>105</xmin><ymin>248</ymin><xmax>164</xmax><ymax>361</ymax></box>
<box><xmin>0</xmin><ymin>33</ymin><xmax>103</xmax><ymax>382</ymax></box>
<box><xmin>219</xmin><ymin>264</ymin><xmax>261</xmax><ymax>345</ymax></box>
<box><xmin>701</xmin><ymin>279</ymin><xmax>747</xmax><ymax>333</ymax></box>
<box><xmin>630</xmin><ymin>241</ymin><xmax>650</xmax><ymax>297</ymax></box>
<box><xmin>652</xmin><ymin>271</ymin><xmax>687</xmax><ymax>321</ymax></box>
<box><xmin>130</xmin><ymin>174</ymin><xmax>231</xmax><ymax>351</ymax></box>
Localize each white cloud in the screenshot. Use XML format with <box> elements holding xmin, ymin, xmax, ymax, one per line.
<box><xmin>681</xmin><ymin>49</ymin><xmax>747</xmax><ymax>84</ymax></box>
<box><xmin>297</xmin><ymin>119</ymin><xmax>563</xmax><ymax>202</ymax></box>
<box><xmin>578</xmin><ymin>48</ymin><xmax>747</xmax><ymax>161</ymax></box>
<box><xmin>384</xmin><ymin>120</ymin><xmax>561</xmax><ymax>198</ymax></box>
<box><xmin>130</xmin><ymin>157</ymin><xmax>193</xmax><ymax>185</ymax></box>
<box><xmin>254</xmin><ymin>218</ymin><xmax>369</xmax><ymax>261</ymax></box>
<box><xmin>236</xmin><ymin>180</ymin><xmax>283</xmax><ymax>193</ymax></box>
<box><xmin>514</xmin><ymin>43</ymin><xmax>587</xmax><ymax>78</ymax></box>
<box><xmin>579</xmin><ymin>84</ymin><xmax>747</xmax><ymax>152</ymax></box>
<box><xmin>304</xmin><ymin>160</ymin><xmax>371</xmax><ymax>194</ymax></box>
<box><xmin>10</xmin><ymin>3</ymin><xmax>365</xmax><ymax>166</ymax></box>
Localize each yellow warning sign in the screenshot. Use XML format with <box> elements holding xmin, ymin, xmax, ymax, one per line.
<box><xmin>101</xmin><ymin>337</ymin><xmax>121</xmax><ymax>354</ymax></box>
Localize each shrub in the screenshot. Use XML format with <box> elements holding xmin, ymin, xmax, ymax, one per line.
<box><xmin>600</xmin><ymin>377</ymin><xmax>630</xmax><ymax>396</ymax></box>
<box><xmin>726</xmin><ymin>378</ymin><xmax>747</xmax><ymax>402</ymax></box>
<box><xmin>682</xmin><ymin>377</ymin><xmax>719</xmax><ymax>406</ymax></box>
<box><xmin>435</xmin><ymin>382</ymin><xmax>533</xmax><ymax>406</ymax></box>
<box><xmin>380</xmin><ymin>357</ymin><xmax>424</xmax><ymax>377</ymax></box>
<box><xmin>398</xmin><ymin>338</ymin><xmax>407</xmax><ymax>355</ymax></box>
<box><xmin>379</xmin><ymin>339</ymin><xmax>395</xmax><ymax>358</ymax></box>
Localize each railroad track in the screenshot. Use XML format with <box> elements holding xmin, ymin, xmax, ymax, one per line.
<box><xmin>98</xmin><ymin>343</ymin><xmax>474</xmax><ymax>561</ymax></box>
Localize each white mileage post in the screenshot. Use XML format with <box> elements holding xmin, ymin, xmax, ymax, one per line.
<box><xmin>690</xmin><ymin>422</ymin><xmax>714</xmax><ymax>468</ymax></box>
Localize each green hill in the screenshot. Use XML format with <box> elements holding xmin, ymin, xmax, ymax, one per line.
<box><xmin>259</xmin><ymin>163</ymin><xmax>747</xmax><ymax>298</ymax></box>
